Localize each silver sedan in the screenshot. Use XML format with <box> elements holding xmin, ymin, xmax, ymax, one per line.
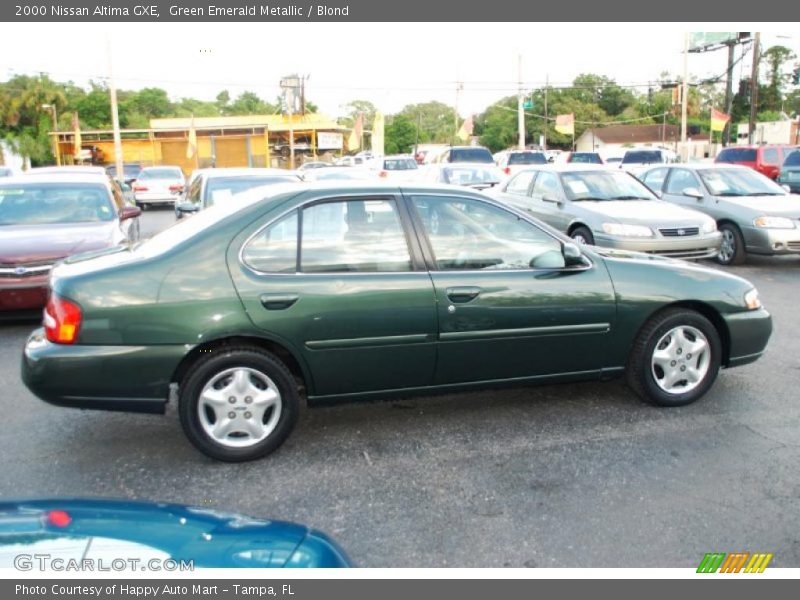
<box><xmin>491</xmin><ymin>165</ymin><xmax>721</xmax><ymax>259</ymax></box>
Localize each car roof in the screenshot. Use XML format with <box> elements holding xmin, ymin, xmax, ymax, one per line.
<box><xmin>198</xmin><ymin>168</ymin><xmax>298</xmax><ymax>179</ymax></box>
<box><xmin>28</xmin><ymin>166</ymin><xmax>107</xmax><ymax>175</ymax></box>
<box><xmin>645</xmin><ymin>163</ymin><xmax>748</xmax><ymax>172</ymax></box>
<box><xmin>0</xmin><ymin>173</ymin><xmax>112</xmax><ymax>185</ymax></box>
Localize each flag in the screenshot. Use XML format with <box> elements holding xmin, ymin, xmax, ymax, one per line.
<box><xmin>372</xmin><ymin>111</ymin><xmax>384</xmax><ymax>156</ymax></box>
<box><xmin>72</xmin><ymin>112</ymin><xmax>81</xmax><ymax>157</ymax></box>
<box><xmin>555</xmin><ymin>113</ymin><xmax>575</xmax><ymax>136</ymax></box>
<box><xmin>186</xmin><ymin>115</ymin><xmax>197</xmax><ymax>159</ymax></box>
<box><xmin>348</xmin><ymin>113</ymin><xmax>363</xmax><ymax>151</ymax></box>
<box><xmin>457</xmin><ymin>114</ymin><xmax>474</xmax><ymax>141</ymax></box>
<box><xmin>710</xmin><ymin>108</ymin><xmax>730</xmax><ymax>132</ymax></box>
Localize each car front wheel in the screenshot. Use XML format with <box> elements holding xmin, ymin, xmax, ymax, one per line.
<box><xmin>570</xmin><ymin>226</ymin><xmax>594</xmax><ymax>246</ymax></box>
<box><xmin>716</xmin><ymin>223</ymin><xmax>745</xmax><ymax>266</ymax></box>
<box><xmin>626</xmin><ymin>308</ymin><xmax>721</xmax><ymax>407</ymax></box>
<box><xmin>178</xmin><ymin>347</ymin><xmax>299</xmax><ymax>462</ymax></box>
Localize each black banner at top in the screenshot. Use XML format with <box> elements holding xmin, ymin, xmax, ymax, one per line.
<box><xmin>0</xmin><ymin>0</ymin><xmax>794</xmax><ymax>21</ymax></box>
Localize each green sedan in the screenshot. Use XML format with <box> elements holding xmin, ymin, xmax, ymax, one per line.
<box><xmin>22</xmin><ymin>183</ymin><xmax>773</xmax><ymax>462</ymax></box>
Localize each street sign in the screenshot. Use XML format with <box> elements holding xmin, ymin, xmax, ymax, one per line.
<box><xmin>523</xmin><ymin>100</ymin><xmax>533</xmax><ymax>110</ymax></box>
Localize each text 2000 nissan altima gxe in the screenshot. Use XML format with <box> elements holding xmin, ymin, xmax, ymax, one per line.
<box><xmin>22</xmin><ymin>183</ymin><xmax>772</xmax><ymax>462</ymax></box>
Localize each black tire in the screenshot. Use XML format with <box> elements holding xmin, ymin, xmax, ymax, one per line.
<box><xmin>178</xmin><ymin>346</ymin><xmax>299</xmax><ymax>462</ymax></box>
<box><xmin>626</xmin><ymin>308</ymin><xmax>722</xmax><ymax>407</ymax></box>
<box><xmin>570</xmin><ymin>226</ymin><xmax>595</xmax><ymax>246</ymax></box>
<box><xmin>716</xmin><ymin>222</ymin><xmax>746</xmax><ymax>266</ymax></box>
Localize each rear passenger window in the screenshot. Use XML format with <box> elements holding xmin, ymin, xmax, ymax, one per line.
<box><xmin>763</xmin><ymin>148</ymin><xmax>779</xmax><ymax>165</ymax></box>
<box><xmin>505</xmin><ymin>171</ymin><xmax>535</xmax><ymax>195</ymax></box>
<box><xmin>300</xmin><ymin>199</ymin><xmax>412</xmax><ymax>273</ymax></box>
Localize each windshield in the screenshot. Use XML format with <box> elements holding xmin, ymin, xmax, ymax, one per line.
<box><xmin>561</xmin><ymin>170</ymin><xmax>655</xmax><ymax>201</ymax></box>
<box><xmin>622</xmin><ymin>150</ymin><xmax>664</xmax><ymax>164</ymax></box>
<box><xmin>450</xmin><ymin>148</ymin><xmax>494</xmax><ymax>163</ymax></box>
<box><xmin>783</xmin><ymin>150</ymin><xmax>800</xmax><ymax>167</ymax></box>
<box><xmin>443</xmin><ymin>166</ymin><xmax>502</xmax><ymax>185</ymax></box>
<box><xmin>205</xmin><ymin>176</ymin><xmax>299</xmax><ymax>205</ymax></box>
<box><xmin>507</xmin><ymin>152</ymin><xmax>547</xmax><ymax>165</ymax></box>
<box><xmin>312</xmin><ymin>170</ymin><xmax>372</xmax><ymax>181</ymax></box>
<box><xmin>383</xmin><ymin>158</ymin><xmax>417</xmax><ymax>170</ymax></box>
<box><xmin>107</xmin><ymin>165</ymin><xmax>142</xmax><ymax>177</ymax></box>
<box><xmin>0</xmin><ymin>182</ymin><xmax>115</xmax><ymax>225</ymax></box>
<box><xmin>717</xmin><ymin>148</ymin><xmax>757</xmax><ymax>162</ymax></box>
<box><xmin>138</xmin><ymin>167</ymin><xmax>183</xmax><ymax>180</ymax></box>
<box><xmin>698</xmin><ymin>168</ymin><xmax>787</xmax><ymax>196</ymax></box>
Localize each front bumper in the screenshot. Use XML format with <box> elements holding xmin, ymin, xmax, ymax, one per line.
<box><xmin>741</xmin><ymin>225</ymin><xmax>800</xmax><ymax>256</ymax></box>
<box><xmin>0</xmin><ymin>275</ymin><xmax>49</xmax><ymax>311</ymax></box>
<box><xmin>594</xmin><ymin>231</ymin><xmax>722</xmax><ymax>260</ymax></box>
<box><xmin>21</xmin><ymin>328</ymin><xmax>190</xmax><ymax>414</ymax></box>
<box><xmin>722</xmin><ymin>308</ymin><xmax>772</xmax><ymax>368</ymax></box>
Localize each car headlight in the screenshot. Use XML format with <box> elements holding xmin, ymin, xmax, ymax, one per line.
<box><xmin>701</xmin><ymin>219</ymin><xmax>717</xmax><ymax>234</ymax></box>
<box><xmin>601</xmin><ymin>223</ymin><xmax>653</xmax><ymax>237</ymax></box>
<box><xmin>753</xmin><ymin>216</ymin><xmax>795</xmax><ymax>229</ymax></box>
<box><xmin>744</xmin><ymin>288</ymin><xmax>761</xmax><ymax>310</ymax></box>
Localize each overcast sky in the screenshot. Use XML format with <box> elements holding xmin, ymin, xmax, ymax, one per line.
<box><xmin>1</xmin><ymin>23</ymin><xmax>797</xmax><ymax>118</ymax></box>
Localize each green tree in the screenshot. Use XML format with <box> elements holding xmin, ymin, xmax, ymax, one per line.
<box><xmin>339</xmin><ymin>100</ymin><xmax>377</xmax><ymax>128</ymax></box>
<box><xmin>396</xmin><ymin>101</ymin><xmax>454</xmax><ymax>143</ymax></box>
<box><xmin>227</xmin><ymin>91</ymin><xmax>274</xmax><ymax>115</ymax></box>
<box><xmin>760</xmin><ymin>45</ymin><xmax>796</xmax><ymax>113</ymax></box>
<box><xmin>385</xmin><ymin>114</ymin><xmax>417</xmax><ymax>154</ymax></box>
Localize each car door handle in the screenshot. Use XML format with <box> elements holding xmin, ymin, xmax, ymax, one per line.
<box><xmin>445</xmin><ymin>286</ymin><xmax>481</xmax><ymax>303</ymax></box>
<box><xmin>260</xmin><ymin>294</ymin><xmax>299</xmax><ymax>310</ymax></box>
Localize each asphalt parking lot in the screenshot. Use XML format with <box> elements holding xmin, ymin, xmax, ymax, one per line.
<box><xmin>1</xmin><ymin>207</ymin><xmax>798</xmax><ymax>568</ymax></box>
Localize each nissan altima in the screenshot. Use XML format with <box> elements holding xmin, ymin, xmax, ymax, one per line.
<box><xmin>22</xmin><ymin>183</ymin><xmax>772</xmax><ymax>461</ymax></box>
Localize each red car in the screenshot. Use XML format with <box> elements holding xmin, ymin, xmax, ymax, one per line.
<box><xmin>0</xmin><ymin>173</ymin><xmax>140</xmax><ymax>312</ymax></box>
<box><xmin>715</xmin><ymin>145</ymin><xmax>798</xmax><ymax>180</ymax></box>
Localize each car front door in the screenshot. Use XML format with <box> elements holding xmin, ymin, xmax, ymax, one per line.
<box><xmin>407</xmin><ymin>193</ymin><xmax>617</xmax><ymax>385</ymax></box>
<box><xmin>230</xmin><ymin>194</ymin><xmax>438</xmax><ymax>398</ymax></box>
<box><xmin>528</xmin><ymin>171</ymin><xmax>571</xmax><ymax>232</ymax></box>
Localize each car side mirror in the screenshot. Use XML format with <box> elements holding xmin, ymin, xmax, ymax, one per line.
<box><xmin>562</xmin><ymin>242</ymin><xmax>585</xmax><ymax>267</ymax></box>
<box><xmin>542</xmin><ymin>195</ymin><xmax>561</xmax><ymax>204</ymax></box>
<box><xmin>682</xmin><ymin>187</ymin><xmax>704</xmax><ymax>199</ymax></box>
<box><xmin>119</xmin><ymin>206</ymin><xmax>141</xmax><ymax>221</ymax></box>
<box><xmin>176</xmin><ymin>202</ymin><xmax>200</xmax><ymax>215</ymax></box>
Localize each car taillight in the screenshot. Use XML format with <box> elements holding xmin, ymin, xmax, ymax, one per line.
<box><xmin>169</xmin><ymin>184</ymin><xmax>184</xmax><ymax>192</ymax></box>
<box><xmin>46</xmin><ymin>510</ymin><xmax>72</xmax><ymax>528</ymax></box>
<box><xmin>44</xmin><ymin>294</ymin><xmax>82</xmax><ymax>344</ymax></box>
<box><xmin>503</xmin><ymin>167</ymin><xmax>511</xmax><ymax>175</ymax></box>
<box><xmin>379</xmin><ymin>171</ymin><xmax>388</xmax><ymax>178</ymax></box>
<box><xmin>133</xmin><ymin>185</ymin><xmax>148</xmax><ymax>192</ymax></box>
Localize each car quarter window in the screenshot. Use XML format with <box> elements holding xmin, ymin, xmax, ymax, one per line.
<box><xmin>301</xmin><ymin>198</ymin><xmax>412</xmax><ymax>273</ymax></box>
<box><xmin>665</xmin><ymin>169</ymin><xmax>700</xmax><ymax>195</ymax></box>
<box><xmin>241</xmin><ymin>210</ymin><xmax>299</xmax><ymax>273</ymax></box>
<box><xmin>531</xmin><ymin>171</ymin><xmax>561</xmax><ymax>199</ymax></box>
<box><xmin>763</xmin><ymin>147</ymin><xmax>779</xmax><ymax>165</ymax></box>
<box><xmin>641</xmin><ymin>168</ymin><xmax>668</xmax><ymax>191</ymax></box>
<box><xmin>411</xmin><ymin>195</ymin><xmax>565</xmax><ymax>271</ymax></box>
<box><xmin>505</xmin><ymin>171</ymin><xmax>535</xmax><ymax>195</ymax></box>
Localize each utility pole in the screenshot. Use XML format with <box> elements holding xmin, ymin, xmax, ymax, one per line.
<box><xmin>107</xmin><ymin>36</ymin><xmax>123</xmax><ymax>177</ymax></box>
<box><xmin>680</xmin><ymin>32</ymin><xmax>689</xmax><ymax>161</ymax></box>
<box><xmin>723</xmin><ymin>41</ymin><xmax>736</xmax><ymax>146</ymax></box>
<box><xmin>517</xmin><ymin>54</ymin><xmax>525</xmax><ymax>150</ymax></box>
<box><xmin>748</xmin><ymin>32</ymin><xmax>761</xmax><ymax>145</ymax></box>
<box><xmin>454</xmin><ymin>81</ymin><xmax>463</xmax><ymax>144</ymax></box>
<box><xmin>543</xmin><ymin>74</ymin><xmax>549</xmax><ymax>151</ymax></box>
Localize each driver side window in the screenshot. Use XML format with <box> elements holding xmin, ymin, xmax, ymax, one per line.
<box><xmin>412</xmin><ymin>195</ymin><xmax>564</xmax><ymax>271</ymax></box>
<box><xmin>531</xmin><ymin>172</ymin><xmax>562</xmax><ymax>200</ymax></box>
<box><xmin>665</xmin><ymin>169</ymin><xmax>700</xmax><ymax>195</ymax></box>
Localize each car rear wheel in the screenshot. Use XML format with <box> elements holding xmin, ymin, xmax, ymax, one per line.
<box><xmin>570</xmin><ymin>226</ymin><xmax>594</xmax><ymax>246</ymax></box>
<box><xmin>178</xmin><ymin>347</ymin><xmax>299</xmax><ymax>462</ymax></box>
<box><xmin>626</xmin><ymin>308</ymin><xmax>721</xmax><ymax>407</ymax></box>
<box><xmin>716</xmin><ymin>223</ymin><xmax>745</xmax><ymax>266</ymax></box>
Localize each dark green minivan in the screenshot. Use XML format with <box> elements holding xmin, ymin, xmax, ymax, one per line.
<box><xmin>22</xmin><ymin>183</ymin><xmax>772</xmax><ymax>461</ymax></box>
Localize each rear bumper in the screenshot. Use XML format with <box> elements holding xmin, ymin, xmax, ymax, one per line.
<box><xmin>21</xmin><ymin>328</ymin><xmax>190</xmax><ymax>414</ymax></box>
<box><xmin>594</xmin><ymin>231</ymin><xmax>722</xmax><ymax>259</ymax></box>
<box><xmin>134</xmin><ymin>192</ymin><xmax>179</xmax><ymax>204</ymax></box>
<box><xmin>722</xmin><ymin>308</ymin><xmax>772</xmax><ymax>368</ymax></box>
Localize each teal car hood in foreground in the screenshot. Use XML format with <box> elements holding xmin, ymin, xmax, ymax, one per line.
<box><xmin>0</xmin><ymin>498</ymin><xmax>351</xmax><ymax>568</ymax></box>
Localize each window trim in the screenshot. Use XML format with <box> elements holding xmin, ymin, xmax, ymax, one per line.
<box><xmin>239</xmin><ymin>193</ymin><xmax>425</xmax><ymax>276</ymax></box>
<box><xmin>404</xmin><ymin>191</ymin><xmax>593</xmax><ymax>274</ymax></box>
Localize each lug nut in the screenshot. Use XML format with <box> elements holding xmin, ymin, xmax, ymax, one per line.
<box><xmin>245</xmin><ymin>396</ymin><xmax>253</xmax><ymax>404</ymax></box>
<box><xmin>670</xmin><ymin>360</ymin><xmax>677</xmax><ymax>367</ymax></box>
<box><xmin>686</xmin><ymin>354</ymin><xmax>692</xmax><ymax>359</ymax></box>
<box><xmin>680</xmin><ymin>366</ymin><xmax>686</xmax><ymax>372</ymax></box>
<box><xmin>244</xmin><ymin>412</ymin><xmax>252</xmax><ymax>419</ymax></box>
<box><xmin>228</xmin><ymin>397</ymin><xmax>236</xmax><ymax>403</ymax></box>
<box><xmin>228</xmin><ymin>411</ymin><xmax>236</xmax><ymax>419</ymax></box>
<box><xmin>676</xmin><ymin>348</ymin><xmax>682</xmax><ymax>355</ymax></box>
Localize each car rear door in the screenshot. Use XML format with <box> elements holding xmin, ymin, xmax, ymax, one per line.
<box><xmin>406</xmin><ymin>192</ymin><xmax>617</xmax><ymax>385</ymax></box>
<box><xmin>229</xmin><ymin>193</ymin><xmax>438</xmax><ymax>398</ymax></box>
